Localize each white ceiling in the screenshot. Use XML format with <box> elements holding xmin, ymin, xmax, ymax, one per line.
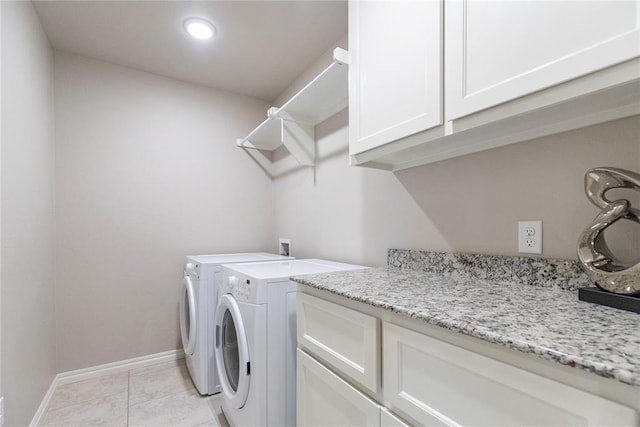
<box><xmin>33</xmin><ymin>1</ymin><xmax>347</xmax><ymax>102</ymax></box>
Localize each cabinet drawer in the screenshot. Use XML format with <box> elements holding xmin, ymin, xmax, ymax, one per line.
<box><xmin>383</xmin><ymin>322</ymin><xmax>638</xmax><ymax>426</ymax></box>
<box><xmin>297</xmin><ymin>293</ymin><xmax>379</xmax><ymax>392</ymax></box>
<box><xmin>297</xmin><ymin>349</ymin><xmax>379</xmax><ymax>427</ymax></box>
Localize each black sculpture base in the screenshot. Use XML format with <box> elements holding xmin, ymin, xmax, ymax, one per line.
<box><xmin>578</xmin><ymin>287</ymin><xmax>640</xmax><ymax>314</ymax></box>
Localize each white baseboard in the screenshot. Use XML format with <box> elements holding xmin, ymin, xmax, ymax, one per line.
<box><xmin>29</xmin><ymin>349</ymin><xmax>185</xmax><ymax>427</ymax></box>
<box><xmin>56</xmin><ymin>349</ymin><xmax>185</xmax><ymax>386</ymax></box>
<box><xmin>29</xmin><ymin>376</ymin><xmax>58</xmax><ymax>427</ymax></box>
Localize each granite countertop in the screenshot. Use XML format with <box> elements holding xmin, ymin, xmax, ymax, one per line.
<box><xmin>292</xmin><ymin>252</ymin><xmax>640</xmax><ymax>387</ymax></box>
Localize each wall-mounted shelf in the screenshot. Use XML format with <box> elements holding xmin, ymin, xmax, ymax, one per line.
<box><xmin>237</xmin><ymin>48</ymin><xmax>349</xmax><ymax>166</ymax></box>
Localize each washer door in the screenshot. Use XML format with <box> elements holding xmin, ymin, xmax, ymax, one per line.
<box><xmin>215</xmin><ymin>294</ymin><xmax>250</xmax><ymax>409</ymax></box>
<box><xmin>179</xmin><ymin>275</ymin><xmax>197</xmax><ymax>356</ymax></box>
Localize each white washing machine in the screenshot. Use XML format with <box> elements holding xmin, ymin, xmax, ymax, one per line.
<box><xmin>179</xmin><ymin>253</ymin><xmax>292</xmax><ymax>396</ymax></box>
<box><xmin>214</xmin><ymin>259</ymin><xmax>368</xmax><ymax>427</ymax></box>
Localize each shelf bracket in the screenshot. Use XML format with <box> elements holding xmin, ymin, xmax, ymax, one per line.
<box><xmin>333</xmin><ymin>47</ymin><xmax>350</xmax><ymax>65</ymax></box>
<box><xmin>236</xmin><ymin>138</ymin><xmax>257</xmax><ymax>149</ymax></box>
<box><xmin>236</xmin><ymin>46</ymin><xmax>348</xmax><ymax>169</ymax></box>
<box><xmin>267</xmin><ymin>106</ymin><xmax>280</xmax><ymax>119</ymax></box>
<box><xmin>279</xmin><ymin>111</ymin><xmax>315</xmax><ymax>166</ymax></box>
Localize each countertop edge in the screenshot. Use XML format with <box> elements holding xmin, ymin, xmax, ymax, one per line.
<box><xmin>292</xmin><ymin>276</ymin><xmax>639</xmax><ymax>387</ymax></box>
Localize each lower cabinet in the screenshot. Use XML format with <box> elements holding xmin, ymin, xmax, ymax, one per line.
<box><xmin>297</xmin><ymin>292</ymin><xmax>379</xmax><ymax>393</ymax></box>
<box><xmin>297</xmin><ymin>292</ymin><xmax>639</xmax><ymax>427</ymax></box>
<box><xmin>380</xmin><ymin>408</ymin><xmax>410</xmax><ymax>427</ymax></box>
<box><xmin>297</xmin><ymin>349</ymin><xmax>408</xmax><ymax>427</ymax></box>
<box><xmin>384</xmin><ymin>322</ymin><xmax>638</xmax><ymax>426</ymax></box>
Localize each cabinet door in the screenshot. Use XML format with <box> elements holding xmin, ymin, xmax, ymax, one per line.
<box><xmin>383</xmin><ymin>322</ymin><xmax>638</xmax><ymax>426</ymax></box>
<box><xmin>349</xmin><ymin>0</ymin><xmax>443</xmax><ymax>155</ymax></box>
<box><xmin>380</xmin><ymin>408</ymin><xmax>410</xmax><ymax>427</ymax></box>
<box><xmin>297</xmin><ymin>349</ymin><xmax>380</xmax><ymax>427</ymax></box>
<box><xmin>445</xmin><ymin>0</ymin><xmax>640</xmax><ymax>120</ymax></box>
<box><xmin>297</xmin><ymin>293</ymin><xmax>379</xmax><ymax>393</ymax></box>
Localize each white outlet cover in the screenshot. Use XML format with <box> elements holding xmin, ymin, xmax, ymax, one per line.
<box><xmin>279</xmin><ymin>238</ymin><xmax>291</xmax><ymax>257</ymax></box>
<box><xmin>518</xmin><ymin>220</ymin><xmax>542</xmax><ymax>254</ymax></box>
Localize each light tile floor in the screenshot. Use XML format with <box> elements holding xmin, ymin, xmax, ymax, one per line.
<box><xmin>38</xmin><ymin>359</ymin><xmax>228</xmax><ymax>427</ymax></box>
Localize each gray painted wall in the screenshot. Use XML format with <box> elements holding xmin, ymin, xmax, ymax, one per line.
<box><xmin>272</xmin><ymin>37</ymin><xmax>640</xmax><ymax>267</ymax></box>
<box><xmin>54</xmin><ymin>52</ymin><xmax>275</xmax><ymax>372</ymax></box>
<box><xmin>273</xmin><ymin>111</ymin><xmax>639</xmax><ymax>266</ymax></box>
<box><xmin>1</xmin><ymin>2</ymin><xmax>56</xmax><ymax>425</ymax></box>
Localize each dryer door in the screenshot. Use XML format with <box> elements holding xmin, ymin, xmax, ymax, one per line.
<box><xmin>179</xmin><ymin>275</ymin><xmax>197</xmax><ymax>356</ymax></box>
<box><xmin>215</xmin><ymin>294</ymin><xmax>250</xmax><ymax>409</ymax></box>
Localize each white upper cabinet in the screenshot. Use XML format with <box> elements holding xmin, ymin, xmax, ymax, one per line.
<box><xmin>445</xmin><ymin>0</ymin><xmax>640</xmax><ymax>120</ymax></box>
<box><xmin>349</xmin><ymin>0</ymin><xmax>443</xmax><ymax>155</ymax></box>
<box><xmin>349</xmin><ymin>0</ymin><xmax>640</xmax><ymax>171</ymax></box>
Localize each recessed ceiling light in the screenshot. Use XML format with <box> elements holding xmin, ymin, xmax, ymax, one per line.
<box><xmin>184</xmin><ymin>18</ymin><xmax>215</xmax><ymax>40</ymax></box>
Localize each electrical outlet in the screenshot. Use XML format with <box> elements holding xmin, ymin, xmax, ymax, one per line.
<box><xmin>518</xmin><ymin>220</ymin><xmax>542</xmax><ymax>254</ymax></box>
<box><xmin>279</xmin><ymin>238</ymin><xmax>291</xmax><ymax>257</ymax></box>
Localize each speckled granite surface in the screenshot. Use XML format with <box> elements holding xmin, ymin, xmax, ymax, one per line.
<box><xmin>388</xmin><ymin>249</ymin><xmax>591</xmax><ymax>291</ymax></box>
<box><xmin>292</xmin><ymin>253</ymin><xmax>640</xmax><ymax>387</ymax></box>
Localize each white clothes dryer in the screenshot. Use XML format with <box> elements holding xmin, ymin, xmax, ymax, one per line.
<box><xmin>214</xmin><ymin>259</ymin><xmax>368</xmax><ymax>427</ymax></box>
<box><xmin>179</xmin><ymin>253</ymin><xmax>292</xmax><ymax>396</ymax></box>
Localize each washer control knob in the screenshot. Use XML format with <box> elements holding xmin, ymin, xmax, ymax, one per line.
<box><xmin>228</xmin><ymin>276</ymin><xmax>238</xmax><ymax>287</ymax></box>
<box><xmin>183</xmin><ymin>262</ymin><xmax>195</xmax><ymax>275</ymax></box>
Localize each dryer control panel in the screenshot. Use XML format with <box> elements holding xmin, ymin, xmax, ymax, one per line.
<box><xmin>223</xmin><ymin>274</ymin><xmax>252</xmax><ymax>302</ymax></box>
<box><xmin>184</xmin><ymin>262</ymin><xmax>200</xmax><ymax>279</ymax></box>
